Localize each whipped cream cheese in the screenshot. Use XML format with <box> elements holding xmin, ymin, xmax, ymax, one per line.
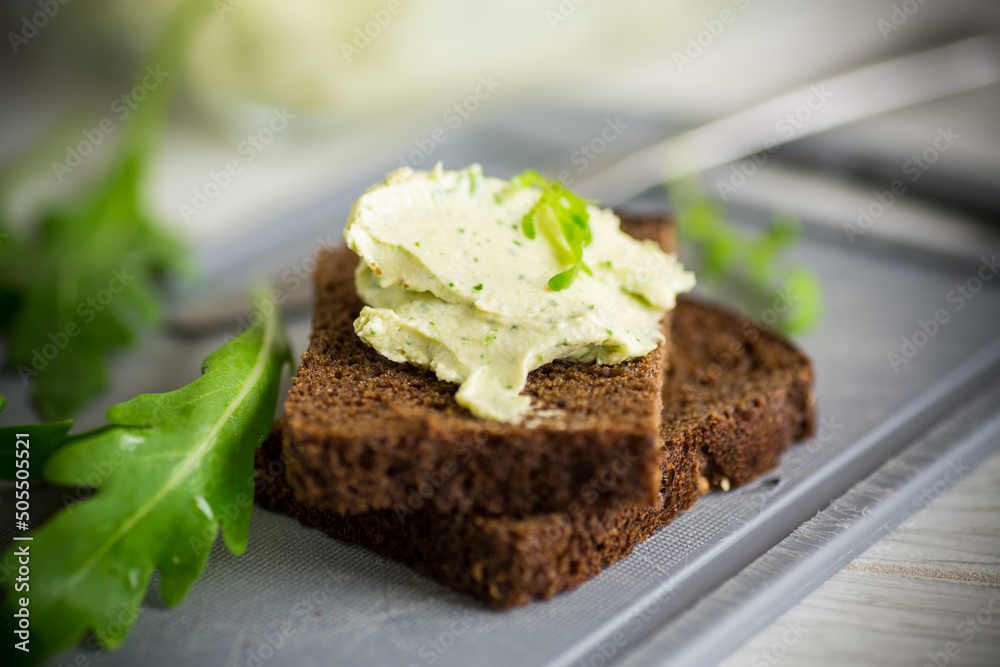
<box><xmin>344</xmin><ymin>163</ymin><xmax>695</xmax><ymax>422</ymax></box>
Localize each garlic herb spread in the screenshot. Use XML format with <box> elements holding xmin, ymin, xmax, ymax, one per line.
<box><xmin>345</xmin><ymin>163</ymin><xmax>695</xmax><ymax>422</ymax></box>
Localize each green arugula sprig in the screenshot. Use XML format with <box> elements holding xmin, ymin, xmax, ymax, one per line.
<box><xmin>0</xmin><ymin>409</ymin><xmax>95</xmax><ymax>481</ymax></box>
<box><xmin>669</xmin><ymin>180</ymin><xmax>822</xmax><ymax>335</ymax></box>
<box><xmin>511</xmin><ymin>170</ymin><xmax>594</xmax><ymax>290</ymax></box>
<box><xmin>0</xmin><ymin>1</ymin><xmax>210</xmax><ymax>420</ymax></box>
<box><xmin>0</xmin><ymin>292</ymin><xmax>291</xmax><ymax>662</ymax></box>
<box><xmin>0</xmin><ymin>165</ymin><xmax>189</xmax><ymax>421</ymax></box>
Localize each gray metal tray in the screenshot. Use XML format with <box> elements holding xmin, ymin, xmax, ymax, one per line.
<box><xmin>2</xmin><ymin>112</ymin><xmax>999</xmax><ymax>667</ymax></box>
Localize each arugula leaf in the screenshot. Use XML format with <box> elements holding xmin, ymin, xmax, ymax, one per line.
<box><xmin>669</xmin><ymin>180</ymin><xmax>823</xmax><ymax>335</ymax></box>
<box><xmin>1</xmin><ymin>394</ymin><xmax>113</xmax><ymax>480</ymax></box>
<box><xmin>0</xmin><ymin>291</ymin><xmax>291</xmax><ymax>661</ymax></box>
<box><xmin>0</xmin><ymin>418</ymin><xmax>98</xmax><ymax>481</ymax></box>
<box><xmin>0</xmin><ymin>183</ymin><xmax>188</xmax><ymax>421</ymax></box>
<box><xmin>511</xmin><ymin>170</ymin><xmax>594</xmax><ymax>290</ymax></box>
<box><xmin>0</xmin><ymin>1</ymin><xmax>209</xmax><ymax>420</ymax></box>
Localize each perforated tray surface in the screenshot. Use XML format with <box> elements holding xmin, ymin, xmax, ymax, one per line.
<box><xmin>2</xmin><ymin>111</ymin><xmax>998</xmax><ymax>667</ymax></box>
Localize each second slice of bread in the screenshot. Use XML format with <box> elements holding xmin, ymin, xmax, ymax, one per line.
<box><xmin>257</xmin><ymin>297</ymin><xmax>815</xmax><ymax>608</ymax></box>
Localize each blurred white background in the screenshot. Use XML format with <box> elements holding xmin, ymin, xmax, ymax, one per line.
<box><xmin>1</xmin><ymin>0</ymin><xmax>998</xmax><ymax>247</ymax></box>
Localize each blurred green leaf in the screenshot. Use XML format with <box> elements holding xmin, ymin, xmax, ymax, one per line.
<box><xmin>0</xmin><ymin>419</ymin><xmax>103</xmax><ymax>481</ymax></box>
<box><xmin>0</xmin><ymin>0</ymin><xmax>210</xmax><ymax>420</ymax></box>
<box><xmin>0</xmin><ymin>291</ymin><xmax>290</xmax><ymax>662</ymax></box>
<box><xmin>781</xmin><ymin>266</ymin><xmax>824</xmax><ymax>335</ymax></box>
<box><xmin>670</xmin><ymin>180</ymin><xmax>823</xmax><ymax>335</ymax></box>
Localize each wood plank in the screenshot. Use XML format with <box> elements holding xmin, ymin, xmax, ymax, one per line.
<box><xmin>848</xmin><ymin>452</ymin><xmax>1000</xmax><ymax>580</ymax></box>
<box><xmin>720</xmin><ymin>448</ymin><xmax>1000</xmax><ymax>667</ymax></box>
<box><xmin>719</xmin><ymin>573</ymin><xmax>1000</xmax><ymax>667</ymax></box>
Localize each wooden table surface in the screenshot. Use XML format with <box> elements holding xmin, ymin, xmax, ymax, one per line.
<box><xmin>720</xmin><ymin>447</ymin><xmax>1000</xmax><ymax>667</ymax></box>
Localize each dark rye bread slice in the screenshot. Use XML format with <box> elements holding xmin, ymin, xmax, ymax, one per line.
<box><xmin>255</xmin><ymin>297</ymin><xmax>816</xmax><ymax>608</ymax></box>
<box><xmin>281</xmin><ymin>216</ymin><xmax>677</xmax><ymax>517</ymax></box>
